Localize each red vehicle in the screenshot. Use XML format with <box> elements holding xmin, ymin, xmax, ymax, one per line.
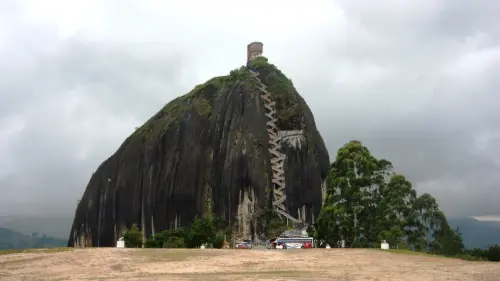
<box><xmin>276</xmin><ymin>237</ymin><xmax>314</xmax><ymax>249</ymax></box>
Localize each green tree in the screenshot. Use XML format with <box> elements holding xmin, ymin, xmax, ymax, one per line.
<box><xmin>123</xmin><ymin>224</ymin><xmax>142</xmax><ymax>248</ymax></box>
<box><xmin>185</xmin><ymin>217</ymin><xmax>215</xmax><ymax>248</ymax></box>
<box><xmin>315</xmin><ymin>205</ymin><xmax>343</xmax><ymax>247</ymax></box>
<box><xmin>377</xmin><ymin>174</ymin><xmax>416</xmax><ymax>247</ymax></box>
<box><xmin>145</xmin><ymin>237</ymin><xmax>158</xmax><ymax>248</ymax></box>
<box><xmin>144</xmin><ymin>228</ymin><xmax>187</xmax><ymax>248</ymax></box>
<box><xmin>161</xmin><ymin>228</ymin><xmax>187</xmax><ymax>248</ymax></box>
<box><xmin>486</xmin><ymin>244</ymin><xmax>500</xmax><ymax>261</ymax></box>
<box><xmin>429</xmin><ymin>211</ymin><xmax>464</xmax><ymax>255</ymax></box>
<box><xmin>316</xmin><ymin>140</ymin><xmax>393</xmax><ymax>247</ymax></box>
<box><xmin>267</xmin><ymin>216</ymin><xmax>288</xmax><ymax>238</ymax></box>
<box><xmin>163</xmin><ymin>236</ymin><xmax>186</xmax><ymax>248</ymax></box>
<box><xmin>211</xmin><ymin>235</ymin><xmax>226</xmax><ymax>249</ymax></box>
<box><xmin>463</xmin><ymin>245</ymin><xmax>500</xmax><ymax>262</ymax></box>
<box><xmin>406</xmin><ymin>193</ymin><xmax>440</xmax><ymax>250</ymax></box>
<box><xmin>315</xmin><ymin>140</ymin><xmax>461</xmax><ymax>254</ymax></box>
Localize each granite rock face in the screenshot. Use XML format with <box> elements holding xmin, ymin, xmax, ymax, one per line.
<box><xmin>68</xmin><ymin>57</ymin><xmax>330</xmax><ymax>247</ymax></box>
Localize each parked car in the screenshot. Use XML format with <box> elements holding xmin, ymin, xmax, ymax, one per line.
<box><xmin>235</xmin><ymin>242</ymin><xmax>252</xmax><ymax>249</ymax></box>
<box><xmin>276</xmin><ymin>241</ymin><xmax>288</xmax><ymax>249</ymax></box>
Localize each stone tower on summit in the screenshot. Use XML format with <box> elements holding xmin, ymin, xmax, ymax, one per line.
<box><xmin>247</xmin><ymin>41</ymin><xmax>263</xmax><ymax>61</ymax></box>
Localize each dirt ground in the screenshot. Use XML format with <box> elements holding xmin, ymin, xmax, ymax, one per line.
<box><xmin>1</xmin><ymin>248</ymin><xmax>499</xmax><ymax>281</ymax></box>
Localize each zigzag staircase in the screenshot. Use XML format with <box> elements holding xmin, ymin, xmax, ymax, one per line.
<box><xmin>248</xmin><ymin>69</ymin><xmax>302</xmax><ymax>224</ymax></box>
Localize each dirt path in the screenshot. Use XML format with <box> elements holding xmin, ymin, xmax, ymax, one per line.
<box><xmin>0</xmin><ymin>248</ymin><xmax>499</xmax><ymax>280</ymax></box>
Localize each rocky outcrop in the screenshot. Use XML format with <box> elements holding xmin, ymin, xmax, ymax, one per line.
<box><xmin>68</xmin><ymin>57</ymin><xmax>330</xmax><ymax>247</ymax></box>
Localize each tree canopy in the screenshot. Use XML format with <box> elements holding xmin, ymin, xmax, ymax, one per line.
<box><xmin>314</xmin><ymin>140</ymin><xmax>463</xmax><ymax>255</ymax></box>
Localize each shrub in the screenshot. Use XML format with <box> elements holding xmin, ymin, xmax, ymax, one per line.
<box><xmin>455</xmin><ymin>254</ymin><xmax>487</xmax><ymax>261</ymax></box>
<box><xmin>143</xmin><ymin>228</ymin><xmax>188</xmax><ymax>248</ymax></box>
<box><xmin>462</xmin><ymin>245</ymin><xmax>500</xmax><ymax>262</ymax></box>
<box><xmin>123</xmin><ymin>224</ymin><xmax>142</xmax><ymax>248</ymax></box>
<box><xmin>145</xmin><ymin>237</ymin><xmax>158</xmax><ymax>248</ymax></box>
<box><xmin>163</xmin><ymin>236</ymin><xmax>186</xmax><ymax>248</ymax></box>
<box><xmin>134</xmin><ymin>216</ymin><xmax>230</xmax><ymax>249</ymax></box>
<box><xmin>185</xmin><ymin>217</ymin><xmax>215</xmax><ymax>248</ymax></box>
<box><xmin>211</xmin><ymin>235</ymin><xmax>226</xmax><ymax>249</ymax></box>
<box><xmin>486</xmin><ymin>244</ymin><xmax>500</xmax><ymax>262</ymax></box>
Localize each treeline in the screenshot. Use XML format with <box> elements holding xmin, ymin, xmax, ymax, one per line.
<box><xmin>463</xmin><ymin>245</ymin><xmax>500</xmax><ymax>261</ymax></box>
<box><xmin>123</xmin><ymin>212</ymin><xmax>291</xmax><ymax>249</ymax></box>
<box><xmin>123</xmin><ymin>217</ymin><xmax>226</xmax><ymax>249</ymax></box>
<box><xmin>313</xmin><ymin>140</ymin><xmax>499</xmax><ymax>261</ymax></box>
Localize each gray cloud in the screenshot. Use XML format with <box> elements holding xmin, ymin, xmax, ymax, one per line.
<box><xmin>0</xmin><ymin>0</ymin><xmax>499</xmax><ymax>218</ymax></box>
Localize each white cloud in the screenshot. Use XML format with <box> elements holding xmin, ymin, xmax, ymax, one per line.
<box><xmin>0</xmin><ymin>0</ymin><xmax>499</xmax><ymax>217</ymax></box>
<box><xmin>471</xmin><ymin>216</ymin><xmax>500</xmax><ymax>222</ymax></box>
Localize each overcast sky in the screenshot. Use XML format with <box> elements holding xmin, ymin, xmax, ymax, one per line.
<box><xmin>0</xmin><ymin>0</ymin><xmax>499</xmax><ymax>219</ymax></box>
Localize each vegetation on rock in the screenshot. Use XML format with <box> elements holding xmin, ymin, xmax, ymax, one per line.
<box><xmin>249</xmin><ymin>57</ymin><xmax>303</xmax><ymax>130</ymax></box>
<box><xmin>130</xmin><ymin>56</ymin><xmax>303</xmax><ymax>142</ymax></box>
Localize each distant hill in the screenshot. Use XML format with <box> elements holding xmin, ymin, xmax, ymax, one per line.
<box><xmin>0</xmin><ymin>227</ymin><xmax>67</xmax><ymax>250</ymax></box>
<box><xmin>0</xmin><ymin>215</ymin><xmax>72</xmax><ymax>239</ymax></box>
<box><xmin>448</xmin><ymin>217</ymin><xmax>500</xmax><ymax>249</ymax></box>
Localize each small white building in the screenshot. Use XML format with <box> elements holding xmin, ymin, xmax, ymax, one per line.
<box><xmin>116</xmin><ymin>237</ymin><xmax>125</xmax><ymax>248</ymax></box>
<box><xmin>381</xmin><ymin>240</ymin><xmax>390</xmax><ymax>250</ymax></box>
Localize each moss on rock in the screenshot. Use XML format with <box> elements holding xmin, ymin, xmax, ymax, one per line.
<box><xmin>249</xmin><ymin>56</ymin><xmax>302</xmax><ymax>130</ymax></box>
<box><xmin>133</xmin><ymin>57</ymin><xmax>303</xmax><ymax>145</ymax></box>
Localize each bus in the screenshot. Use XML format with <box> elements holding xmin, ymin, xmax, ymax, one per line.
<box><xmin>276</xmin><ymin>237</ymin><xmax>314</xmax><ymax>249</ymax></box>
